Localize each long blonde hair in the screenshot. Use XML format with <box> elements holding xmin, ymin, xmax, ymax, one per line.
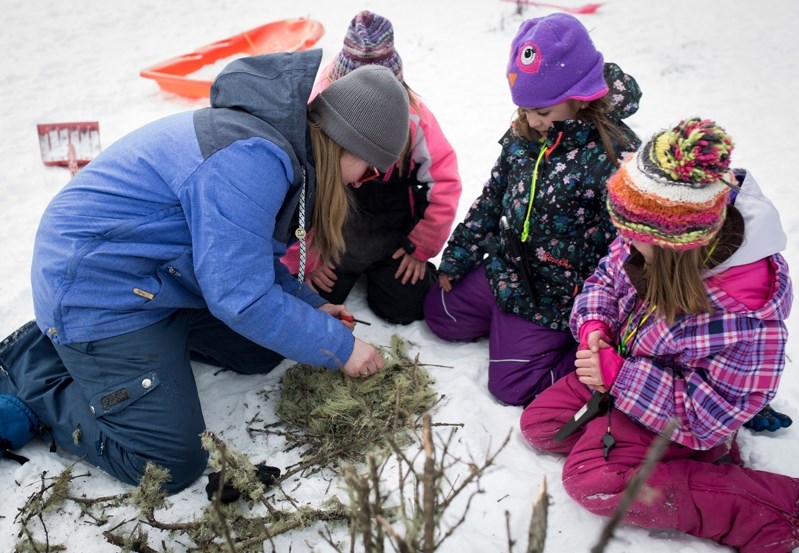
<box><xmin>513</xmin><ymin>96</ymin><xmax>636</xmax><ymax>167</ymax></box>
<box><xmin>308</xmin><ymin>121</ymin><xmax>352</xmax><ymax>265</ymax></box>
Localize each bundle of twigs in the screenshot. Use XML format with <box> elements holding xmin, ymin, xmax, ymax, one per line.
<box><xmin>275</xmin><ymin>335</ymin><xmax>438</xmax><ymax>468</ymax></box>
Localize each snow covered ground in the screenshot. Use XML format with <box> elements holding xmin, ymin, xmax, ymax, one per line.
<box><xmin>1</xmin><ymin>0</ymin><xmax>798</xmax><ymax>551</ymax></box>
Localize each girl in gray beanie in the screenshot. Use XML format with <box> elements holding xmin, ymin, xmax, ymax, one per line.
<box><xmin>311</xmin><ymin>64</ymin><xmax>409</xmax><ymax>173</ymax></box>
<box><xmin>282</xmin><ymin>11</ymin><xmax>462</xmax><ymax>327</ymax></box>
<box><xmin>0</xmin><ymin>49</ymin><xmax>408</xmax><ymax>493</ymax></box>
<box><xmin>307</xmin><ymin>64</ymin><xmax>410</xmax><ymax>267</ymax></box>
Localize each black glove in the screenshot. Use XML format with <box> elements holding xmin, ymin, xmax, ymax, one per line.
<box><xmin>743</xmin><ymin>404</ymin><xmax>792</xmax><ymax>432</ymax></box>
<box><xmin>205</xmin><ymin>463</ymin><xmax>281</xmax><ymax>503</ymax></box>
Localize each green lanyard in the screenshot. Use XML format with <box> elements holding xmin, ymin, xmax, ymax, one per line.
<box><xmin>520</xmin><ymin>138</ymin><xmax>548</xmax><ymax>243</ymax></box>
<box><xmin>617</xmin><ymin>304</ymin><xmax>657</xmax><ymax>357</ymax></box>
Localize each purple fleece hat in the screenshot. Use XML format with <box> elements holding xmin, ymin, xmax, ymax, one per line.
<box><xmin>506</xmin><ymin>13</ymin><xmax>608</xmax><ymax>108</ymax></box>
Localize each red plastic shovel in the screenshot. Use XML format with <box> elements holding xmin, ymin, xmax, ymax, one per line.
<box><xmin>502</xmin><ymin>0</ymin><xmax>603</xmax><ymax>14</ymax></box>
<box><xmin>37</xmin><ymin>122</ymin><xmax>101</xmax><ymax>176</ymax></box>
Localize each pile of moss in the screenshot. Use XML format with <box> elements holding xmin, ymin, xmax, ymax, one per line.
<box><xmin>276</xmin><ymin>335</ymin><xmax>438</xmax><ymax>465</ymax></box>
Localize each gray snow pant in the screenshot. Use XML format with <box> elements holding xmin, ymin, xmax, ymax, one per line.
<box><xmin>0</xmin><ymin>309</ymin><xmax>282</xmax><ymax>492</ymax></box>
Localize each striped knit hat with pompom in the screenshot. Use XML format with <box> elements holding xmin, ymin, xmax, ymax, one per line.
<box><xmin>329</xmin><ymin>11</ymin><xmax>403</xmax><ymax>82</ymax></box>
<box><xmin>606</xmin><ymin>118</ymin><xmax>735</xmax><ymax>250</ymax></box>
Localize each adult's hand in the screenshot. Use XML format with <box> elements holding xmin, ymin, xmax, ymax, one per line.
<box><xmin>392</xmin><ymin>248</ymin><xmax>426</xmax><ymax>285</ymax></box>
<box><xmin>320</xmin><ymin>303</ymin><xmax>355</xmax><ymax>330</ymax></box>
<box><xmin>307</xmin><ymin>263</ymin><xmax>338</xmax><ymax>293</ymax></box>
<box><xmin>342</xmin><ymin>338</ymin><xmax>385</xmax><ymax>378</ymax></box>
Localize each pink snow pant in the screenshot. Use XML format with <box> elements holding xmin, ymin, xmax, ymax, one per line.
<box><xmin>423</xmin><ymin>266</ymin><xmax>576</xmax><ymax>406</ymax></box>
<box><xmin>521</xmin><ymin>372</ymin><xmax>799</xmax><ymax>553</ymax></box>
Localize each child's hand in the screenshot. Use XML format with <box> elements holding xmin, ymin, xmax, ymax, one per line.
<box><xmin>585</xmin><ymin>329</ymin><xmax>605</xmax><ymax>353</ymax></box>
<box><xmin>438</xmin><ymin>273</ymin><xmax>455</xmax><ymax>292</ymax></box>
<box><xmin>307</xmin><ymin>263</ymin><xmax>338</xmax><ymax>293</ymax></box>
<box><xmin>575</xmin><ymin>331</ymin><xmax>612</xmax><ymax>392</ymax></box>
<box><xmin>392</xmin><ymin>248</ymin><xmax>426</xmax><ymax>285</ymax></box>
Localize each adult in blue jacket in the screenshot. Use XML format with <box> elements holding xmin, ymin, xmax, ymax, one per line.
<box><xmin>0</xmin><ymin>49</ymin><xmax>409</xmax><ymax>491</ymax></box>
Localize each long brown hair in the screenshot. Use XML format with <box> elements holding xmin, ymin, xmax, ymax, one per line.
<box><xmin>512</xmin><ymin>96</ymin><xmax>635</xmax><ymax>167</ymax></box>
<box><xmin>640</xmin><ymin>246</ymin><xmax>713</xmax><ymax>325</ymax></box>
<box><xmin>636</xmin><ymin>205</ymin><xmax>744</xmax><ymax>324</ymax></box>
<box><xmin>307</xmin><ymin>121</ymin><xmax>352</xmax><ymax>265</ymax></box>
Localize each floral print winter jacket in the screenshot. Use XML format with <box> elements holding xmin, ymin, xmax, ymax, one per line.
<box><xmin>438</xmin><ymin>63</ymin><xmax>641</xmax><ymax>331</ymax></box>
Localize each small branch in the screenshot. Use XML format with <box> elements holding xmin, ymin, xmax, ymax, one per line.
<box><xmin>505</xmin><ymin>510</ymin><xmax>514</xmax><ymax>553</ymax></box>
<box><xmin>526</xmin><ymin>476</ymin><xmax>548</xmax><ymax>553</ymax></box>
<box><xmin>207</xmin><ymin>448</ymin><xmax>237</xmax><ymax>553</ymax></box>
<box><xmin>422</xmin><ymin>413</ymin><xmax>436</xmax><ymax>553</ymax></box>
<box><xmin>438</xmin><ymin>430</ymin><xmax>511</xmax><ymax>511</ymax></box>
<box><xmin>376</xmin><ymin>515</ymin><xmax>412</xmax><ymax>553</ymax></box>
<box><xmin>592</xmin><ymin>418</ymin><xmax>678</xmax><ymax>553</ymax></box>
<box><xmin>103</xmin><ymin>529</ymin><xmax>159</xmax><ymax>553</ymax></box>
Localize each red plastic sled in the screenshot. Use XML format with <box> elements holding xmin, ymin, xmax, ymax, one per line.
<box><xmin>501</xmin><ymin>0</ymin><xmax>602</xmax><ymax>14</ymax></box>
<box><xmin>140</xmin><ymin>18</ymin><xmax>324</xmax><ymax>99</ymax></box>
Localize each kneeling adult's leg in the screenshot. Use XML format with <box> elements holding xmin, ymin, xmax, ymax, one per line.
<box><xmin>187</xmin><ymin>309</ymin><xmax>284</xmax><ymax>374</ymax></box>
<box><xmin>53</xmin><ymin>312</ymin><xmax>208</xmax><ymax>492</ymax></box>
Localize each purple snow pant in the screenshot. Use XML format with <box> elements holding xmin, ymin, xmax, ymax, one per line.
<box><xmin>423</xmin><ymin>266</ymin><xmax>576</xmax><ymax>406</ymax></box>
<box><xmin>521</xmin><ymin>372</ymin><xmax>799</xmax><ymax>553</ymax></box>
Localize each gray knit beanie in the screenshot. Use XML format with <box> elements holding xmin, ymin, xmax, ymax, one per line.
<box><xmin>310</xmin><ymin>64</ymin><xmax>409</xmax><ymax>172</ymax></box>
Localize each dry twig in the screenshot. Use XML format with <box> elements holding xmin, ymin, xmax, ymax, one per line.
<box><xmin>592</xmin><ymin>418</ymin><xmax>679</xmax><ymax>553</ymax></box>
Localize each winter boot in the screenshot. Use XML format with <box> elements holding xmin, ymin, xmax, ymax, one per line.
<box><xmin>0</xmin><ymin>394</ymin><xmax>41</xmax><ymax>464</ymax></box>
<box><xmin>0</xmin><ymin>321</ymin><xmax>55</xmax><ymax>463</ymax></box>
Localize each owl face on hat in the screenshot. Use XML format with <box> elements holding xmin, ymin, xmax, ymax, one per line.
<box><xmin>506</xmin><ymin>14</ymin><xmax>608</xmax><ymax>108</ymax></box>
<box><xmin>511</xmin><ymin>40</ymin><xmax>543</xmax><ymax>81</ymax></box>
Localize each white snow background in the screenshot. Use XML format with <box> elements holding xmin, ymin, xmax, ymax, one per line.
<box><xmin>1</xmin><ymin>1</ymin><xmax>798</xmax><ymax>552</ymax></box>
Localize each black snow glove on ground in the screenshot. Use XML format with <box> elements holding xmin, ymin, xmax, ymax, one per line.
<box><xmin>205</xmin><ymin>463</ymin><xmax>281</xmax><ymax>503</ymax></box>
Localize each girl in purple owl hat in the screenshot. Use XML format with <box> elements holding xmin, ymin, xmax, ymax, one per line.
<box><xmin>423</xmin><ymin>13</ymin><xmax>641</xmax><ymax>407</ymax></box>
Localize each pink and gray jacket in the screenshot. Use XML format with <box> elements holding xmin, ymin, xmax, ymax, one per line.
<box><xmin>281</xmin><ymin>66</ymin><xmax>461</xmax><ymax>274</ymax></box>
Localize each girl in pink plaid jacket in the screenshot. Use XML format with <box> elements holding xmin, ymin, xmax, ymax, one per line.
<box><xmin>521</xmin><ymin>119</ymin><xmax>798</xmax><ymax>553</ymax></box>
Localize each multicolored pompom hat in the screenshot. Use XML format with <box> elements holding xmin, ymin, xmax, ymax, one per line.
<box><xmin>606</xmin><ymin>118</ymin><xmax>735</xmax><ymax>250</ymax></box>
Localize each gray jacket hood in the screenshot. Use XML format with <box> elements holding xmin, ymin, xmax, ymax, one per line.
<box><xmin>198</xmin><ymin>49</ymin><xmax>323</xmax><ymax>244</ymax></box>
<box><xmin>210</xmin><ymin>49</ymin><xmax>322</xmax><ymax>167</ymax></box>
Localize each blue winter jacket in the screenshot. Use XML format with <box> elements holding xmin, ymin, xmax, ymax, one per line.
<box><xmin>31</xmin><ymin>49</ymin><xmax>356</xmax><ymax>369</ymax></box>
